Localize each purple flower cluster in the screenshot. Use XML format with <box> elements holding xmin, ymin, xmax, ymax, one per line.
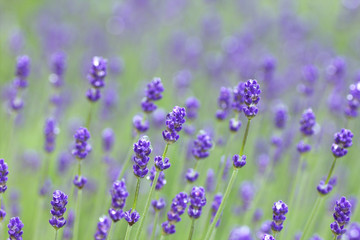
<box><xmin>72</xmin><ymin>127</ymin><xmax>91</xmax><ymax>159</ymax></box>
<box><xmin>331</xmin><ymin>128</ymin><xmax>354</xmax><ymax>158</ymax></box>
<box><xmin>192</xmin><ymin>130</ymin><xmax>213</xmax><ymax>159</ymax></box>
<box><xmin>94</xmin><ymin>215</ymin><xmax>111</xmax><ymax>239</ymax></box>
<box><xmin>243</xmin><ymin>79</ymin><xmax>261</xmax><ymax>119</ymax></box>
<box><xmin>273</xmin><ymin>104</ymin><xmax>288</xmax><ymax>129</ymax></box>
<box><xmin>141</xmin><ymin>77</ymin><xmax>164</xmax><ymax>113</ymax></box>
<box><xmin>0</xmin><ymin>159</ymin><xmax>9</xmax><ymax>193</ymax></box>
<box><xmin>330</xmin><ymin>196</ymin><xmax>351</xmax><ymax>236</ymax></box>
<box><xmin>132</xmin><ymin>136</ymin><xmax>152</xmax><ymax>178</ymax></box>
<box><xmin>271</xmin><ymin>200</ymin><xmax>288</xmax><ymax>232</ymax></box>
<box><xmin>162</xmin><ymin>192</ymin><xmax>189</xmax><ymax>235</ymax></box>
<box><xmin>49</xmin><ymin>51</ymin><xmax>66</xmax><ymax>87</ymax></box>
<box><xmin>185</xmin><ymin>97</ymin><xmax>200</xmax><ymax>120</ymax></box>
<box><xmin>86</xmin><ymin>56</ymin><xmax>107</xmax><ymax>102</ymax></box>
<box><xmin>232</xmin><ymin>82</ymin><xmax>245</xmax><ymax>112</ymax></box>
<box><xmin>8</xmin><ymin>217</ymin><xmax>24</xmax><ymax>240</ymax></box>
<box><xmin>162</xmin><ymin>106</ymin><xmax>186</xmax><ymax>144</ymax></box>
<box><xmin>317</xmin><ymin>177</ymin><xmax>337</xmax><ymax>195</ymax></box>
<box><xmin>149</xmin><ymin>166</ymin><xmax>166</xmax><ymax>190</ymax></box>
<box><xmin>232</xmin><ymin>154</ymin><xmax>247</xmax><ymax>168</ymax></box>
<box><xmin>297</xmin><ymin>140</ymin><xmax>311</xmax><ymax>154</ymax></box>
<box><xmin>49</xmin><ymin>190</ymin><xmax>68</xmax><ymax>229</ymax></box>
<box><xmin>44</xmin><ymin>117</ymin><xmax>59</xmax><ymax>153</ymax></box>
<box><xmin>299</xmin><ymin>108</ymin><xmax>316</xmax><ymax>136</ymax></box>
<box><xmin>262</xmin><ymin>234</ymin><xmax>275</xmax><ymax>240</ymax></box>
<box><xmin>108</xmin><ymin>179</ymin><xmax>128</xmax><ymax>222</ymax></box>
<box><xmin>154</xmin><ymin>156</ymin><xmax>171</xmax><ymax>171</ymax></box>
<box><xmin>210</xmin><ymin>194</ymin><xmax>222</xmax><ymax>227</ymax></box>
<box><xmin>132</xmin><ymin>114</ymin><xmax>149</xmax><ymax>133</ymax></box>
<box><xmin>188</xmin><ymin>186</ymin><xmax>206</xmax><ymax>219</ymax></box>
<box><xmin>124</xmin><ymin>209</ymin><xmax>140</xmax><ymax>226</ymax></box>
<box><xmin>216</xmin><ymin>87</ymin><xmax>232</xmax><ymax>120</ymax></box>
<box><xmin>185</xmin><ymin>168</ymin><xmax>199</xmax><ymax>183</ymax></box>
<box><xmin>345</xmin><ymin>81</ymin><xmax>360</xmax><ymax>118</ymax></box>
<box><xmin>152</xmin><ymin>198</ymin><xmax>166</xmax><ymax>211</ymax></box>
<box><xmin>102</xmin><ymin>128</ymin><xmax>114</xmax><ymax>153</ymax></box>
<box><xmin>14</xmin><ymin>55</ymin><xmax>30</xmax><ymax>89</ymax></box>
<box><xmin>346</xmin><ymin>222</ymin><xmax>360</xmax><ymax>239</ymax></box>
<box><xmin>229</xmin><ymin>118</ymin><xmax>242</xmax><ymax>132</ymax></box>
<box><xmin>298</xmin><ymin>65</ymin><xmax>318</xmax><ymax>96</ymax></box>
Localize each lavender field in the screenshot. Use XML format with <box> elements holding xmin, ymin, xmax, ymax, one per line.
<box><xmin>1</xmin><ymin>0</ymin><xmax>360</xmax><ymax>239</ymax></box>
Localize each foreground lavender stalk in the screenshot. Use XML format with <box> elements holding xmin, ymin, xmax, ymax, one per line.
<box><xmin>0</xmin><ymin>159</ymin><xmax>8</xmax><ymax>232</ymax></box>
<box><xmin>49</xmin><ymin>190</ymin><xmax>68</xmax><ymax>238</ymax></box>
<box><xmin>8</xmin><ymin>217</ymin><xmax>24</xmax><ymax>240</ymax></box>
<box><xmin>187</xmin><ymin>187</ymin><xmax>207</xmax><ymax>240</ymax></box>
<box><xmin>204</xmin><ymin>79</ymin><xmax>260</xmax><ymax>239</ymax></box>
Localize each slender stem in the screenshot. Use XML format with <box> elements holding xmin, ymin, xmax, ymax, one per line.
<box><xmin>333</xmin><ymin>235</ymin><xmax>337</xmax><ymax>240</ymax></box>
<box><xmin>300</xmin><ymin>196</ymin><xmax>323</xmax><ymax>240</ymax></box>
<box><xmin>32</xmin><ymin>197</ymin><xmax>44</xmax><ymax>239</ymax></box>
<box><xmin>73</xmin><ymin>189</ymin><xmax>83</xmax><ymax>240</ymax></box>
<box><xmin>132</xmin><ymin>178</ymin><xmax>141</xmax><ymax>210</ymax></box>
<box><xmin>54</xmin><ymin>230</ymin><xmax>58</xmax><ymax>240</ymax></box>
<box><xmin>135</xmin><ymin>143</ymin><xmax>169</xmax><ymax>240</ymax></box>
<box><xmin>150</xmin><ymin>211</ymin><xmax>159</xmax><ymax>240</ymax></box>
<box><xmin>325</xmin><ymin>157</ymin><xmax>337</xmax><ymax>184</ymax></box>
<box><xmin>188</xmin><ymin>219</ymin><xmax>195</xmax><ymax>240</ymax></box>
<box><xmin>107</xmin><ymin>222</ymin><xmax>114</xmax><ymax>240</ymax></box>
<box><xmin>86</xmin><ymin>103</ymin><xmax>94</xmax><ymax>129</ymax></box>
<box><xmin>124</xmin><ymin>225</ymin><xmax>132</xmax><ymax>240</ymax></box>
<box><xmin>239</xmin><ymin>119</ymin><xmax>251</xmax><ymax>156</ymax></box>
<box><xmin>204</xmin><ymin>168</ymin><xmax>239</xmax><ymax>239</ymax></box>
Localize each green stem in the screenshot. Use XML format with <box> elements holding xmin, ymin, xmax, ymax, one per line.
<box><xmin>86</xmin><ymin>103</ymin><xmax>94</xmax><ymax>129</ymax></box>
<box><xmin>300</xmin><ymin>196</ymin><xmax>323</xmax><ymax>240</ymax></box>
<box><xmin>150</xmin><ymin>211</ymin><xmax>159</xmax><ymax>240</ymax></box>
<box><xmin>239</xmin><ymin>119</ymin><xmax>251</xmax><ymax>156</ymax></box>
<box><xmin>73</xmin><ymin>189</ymin><xmax>83</xmax><ymax>240</ymax></box>
<box><xmin>201</xmin><ymin>209</ymin><xmax>213</xmax><ymax>240</ymax></box>
<box><xmin>54</xmin><ymin>230</ymin><xmax>58</xmax><ymax>240</ymax></box>
<box><xmin>124</xmin><ymin>225</ymin><xmax>132</xmax><ymax>240</ymax></box>
<box><xmin>188</xmin><ymin>219</ymin><xmax>195</xmax><ymax>240</ymax></box>
<box><xmin>132</xmin><ymin>178</ymin><xmax>141</xmax><ymax>210</ymax></box>
<box><xmin>204</xmin><ymin>168</ymin><xmax>238</xmax><ymax>239</ymax></box>
<box><xmin>160</xmin><ymin>234</ymin><xmax>165</xmax><ymax>240</ymax></box>
<box><xmin>325</xmin><ymin>157</ymin><xmax>337</xmax><ymax>184</ymax></box>
<box><xmin>135</xmin><ymin>143</ymin><xmax>169</xmax><ymax>240</ymax></box>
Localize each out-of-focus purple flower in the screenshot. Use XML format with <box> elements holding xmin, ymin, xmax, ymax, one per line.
<box><xmin>49</xmin><ymin>190</ymin><xmax>68</xmax><ymax>229</ymax></box>
<box><xmin>39</xmin><ymin>178</ymin><xmax>52</xmax><ymax>196</ymax></box>
<box><xmin>149</xmin><ymin>166</ymin><xmax>166</xmax><ymax>190</ymax></box>
<box><xmin>256</xmin><ymin>154</ymin><xmax>269</xmax><ymax>174</ymax></box>
<box><xmin>162</xmin><ymin>106</ymin><xmax>186</xmax><ymax>144</ymax></box>
<box><xmin>233</xmin><ymin>154</ymin><xmax>246</xmax><ymax>168</ymax></box>
<box><xmin>297</xmin><ymin>140</ymin><xmax>311</xmax><ymax>154</ymax></box>
<box><xmin>57</xmin><ymin>151</ymin><xmax>73</xmax><ymax>175</ymax></box>
<box><xmin>326</xmin><ymin>57</ymin><xmax>346</xmax><ymax>83</ymax></box>
<box><xmin>229</xmin><ymin>118</ymin><xmax>241</xmax><ymax>132</ymax></box>
<box><xmin>192</xmin><ymin>130</ymin><xmax>213</xmax><ymax>159</ymax></box>
<box><xmin>188</xmin><ymin>186</ymin><xmax>206</xmax><ymax>219</ymax></box>
<box><xmin>141</xmin><ymin>77</ymin><xmax>164</xmax><ymax>113</ymax></box>
<box><xmin>299</xmin><ymin>108</ymin><xmax>316</xmax><ymax>136</ymax></box>
<box><xmin>331</xmin><ymin>129</ymin><xmax>353</xmax><ymax>158</ymax></box>
<box><xmin>205</xmin><ymin>169</ymin><xmax>215</xmax><ymax>193</ymax></box>
<box><xmin>229</xmin><ymin>226</ymin><xmax>253</xmax><ymax>240</ymax></box>
<box><xmin>109</xmin><ymin>179</ymin><xmax>128</xmax><ymax>222</ymax></box>
<box><xmin>87</xmin><ymin>56</ymin><xmax>107</xmax><ymax>102</ymax></box>
<box><xmin>72</xmin><ymin>127</ymin><xmax>91</xmax><ymax>159</ymax></box>
<box><xmin>309</xmin><ymin>234</ymin><xmax>323</xmax><ymax>240</ymax></box>
<box><xmin>63</xmin><ymin>210</ymin><xmax>75</xmax><ymax>240</ymax></box>
<box><xmin>152</xmin><ymin>108</ymin><xmax>166</xmax><ymax>129</ymax></box>
<box><xmin>152</xmin><ymin>198</ymin><xmax>166</xmax><ymax>211</ymax></box>
<box><xmin>298</xmin><ymin>65</ymin><xmax>318</xmax><ymax>96</ymax></box>
<box><xmin>0</xmin><ymin>159</ymin><xmax>9</xmax><ymax>193</ymax></box>
<box><xmin>94</xmin><ymin>215</ymin><xmax>111</xmax><ymax>239</ymax></box>
<box><xmin>345</xmin><ymin>81</ymin><xmax>360</xmax><ymax>118</ymax></box>
<box><xmin>210</xmin><ymin>194</ymin><xmax>222</xmax><ymax>227</ymax></box>
<box><xmin>44</xmin><ymin>117</ymin><xmax>59</xmax><ymax>153</ymax></box>
<box><xmin>173</xmin><ymin>70</ymin><xmax>192</xmax><ymax>90</ymax></box>
<box><xmin>49</xmin><ymin>51</ymin><xmax>67</xmax><ymax>87</ymax></box>
<box><xmin>240</xmin><ymin>181</ymin><xmax>254</xmax><ymax>211</ymax></box>
<box><xmin>8</xmin><ymin>217</ymin><xmax>24</xmax><ymax>240</ymax></box>
<box><xmin>216</xmin><ymin>87</ymin><xmax>232</xmax><ymax>120</ymax></box>
<box><xmin>185</xmin><ymin>97</ymin><xmax>200</xmax><ymax>120</ymax></box>
<box><xmin>102</xmin><ymin>128</ymin><xmax>115</xmax><ymax>153</ymax></box>
<box><xmin>273</xmin><ymin>104</ymin><xmax>288</xmax><ymax>129</ymax></box>
<box><xmin>185</xmin><ymin>168</ymin><xmax>199</xmax><ymax>183</ymax></box>
<box><xmin>162</xmin><ymin>192</ymin><xmax>189</xmax><ymax>235</ymax></box>
<box><xmin>132</xmin><ymin>114</ymin><xmax>149</xmax><ymax>133</ymax></box>
<box><xmin>346</xmin><ymin>222</ymin><xmax>360</xmax><ymax>240</ymax></box>
<box><xmin>232</xmin><ymin>82</ymin><xmax>245</xmax><ymax>112</ymax></box>
<box><xmin>253</xmin><ymin>209</ymin><xmax>263</xmax><ymax>223</ymax></box>
<box><xmin>271</xmin><ymin>200</ymin><xmax>288</xmax><ymax>232</ymax></box>
<box><xmin>73</xmin><ymin>175</ymin><xmax>87</xmax><ymax>189</ymax></box>
<box><xmin>124</xmin><ymin>209</ymin><xmax>140</xmax><ymax>226</ymax></box>
<box><xmin>14</xmin><ymin>55</ymin><xmax>30</xmax><ymax>89</ymax></box>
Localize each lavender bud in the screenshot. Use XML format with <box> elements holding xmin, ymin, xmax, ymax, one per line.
<box><xmin>72</xmin><ymin>127</ymin><xmax>91</xmax><ymax>160</ymax></box>
<box><xmin>186</xmin><ymin>168</ymin><xmax>199</xmax><ymax>183</ymax></box>
<box><xmin>124</xmin><ymin>209</ymin><xmax>140</xmax><ymax>226</ymax></box>
<box><xmin>233</xmin><ymin>154</ymin><xmax>247</xmax><ymax>168</ymax></box>
<box><xmin>331</xmin><ymin>129</ymin><xmax>353</xmax><ymax>158</ymax></box>
<box><xmin>8</xmin><ymin>217</ymin><xmax>24</xmax><ymax>239</ymax></box>
<box><xmin>188</xmin><ymin>186</ymin><xmax>206</xmax><ymax>219</ymax></box>
<box><xmin>192</xmin><ymin>130</ymin><xmax>213</xmax><ymax>160</ymax></box>
<box><xmin>132</xmin><ymin>115</ymin><xmax>149</xmax><ymax>133</ymax></box>
<box><xmin>132</xmin><ymin>136</ymin><xmax>152</xmax><ymax>178</ymax></box>
<box><xmin>149</xmin><ymin>167</ymin><xmax>166</xmax><ymax>190</ymax></box>
<box><xmin>0</xmin><ymin>159</ymin><xmax>9</xmax><ymax>193</ymax></box>
<box><xmin>271</xmin><ymin>200</ymin><xmax>288</xmax><ymax>233</ymax></box>
<box><xmin>152</xmin><ymin>198</ymin><xmax>166</xmax><ymax>211</ymax></box>
<box><xmin>73</xmin><ymin>175</ymin><xmax>87</xmax><ymax>189</ymax></box>
<box><xmin>102</xmin><ymin>128</ymin><xmax>115</xmax><ymax>153</ymax></box>
<box><xmin>185</xmin><ymin>97</ymin><xmax>200</xmax><ymax>120</ymax></box>
<box><xmin>94</xmin><ymin>215</ymin><xmax>111</xmax><ymax>240</ymax></box>
<box><xmin>162</xmin><ymin>106</ymin><xmax>186</xmax><ymax>144</ymax></box>
<box><xmin>229</xmin><ymin>118</ymin><xmax>242</xmax><ymax>132</ymax></box>
<box><xmin>154</xmin><ymin>156</ymin><xmax>171</xmax><ymax>171</ymax></box>
<box><xmin>49</xmin><ymin>190</ymin><xmax>68</xmax><ymax>229</ymax></box>
<box><xmin>299</xmin><ymin>108</ymin><xmax>316</xmax><ymax>136</ymax></box>
<box><xmin>44</xmin><ymin>117</ymin><xmax>59</xmax><ymax>153</ymax></box>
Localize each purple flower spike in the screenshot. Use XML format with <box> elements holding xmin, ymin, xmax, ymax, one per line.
<box><xmin>299</xmin><ymin>108</ymin><xmax>316</xmax><ymax>136</ymax></box>
<box><xmin>141</xmin><ymin>77</ymin><xmax>164</xmax><ymax>113</ymax></box>
<box><xmin>162</xmin><ymin>106</ymin><xmax>186</xmax><ymax>144</ymax></box>
<box><xmin>132</xmin><ymin>115</ymin><xmax>149</xmax><ymax>133</ymax></box>
<box><xmin>274</xmin><ymin>104</ymin><xmax>288</xmax><ymax>129</ymax></box>
<box><xmin>73</xmin><ymin>175</ymin><xmax>87</xmax><ymax>189</ymax></box>
<box><xmin>186</xmin><ymin>168</ymin><xmax>199</xmax><ymax>183</ymax></box>
<box><xmin>154</xmin><ymin>156</ymin><xmax>171</xmax><ymax>171</ymax></box>
<box><xmin>262</xmin><ymin>234</ymin><xmax>275</xmax><ymax>240</ymax></box>
<box><xmin>94</xmin><ymin>215</ymin><xmax>111</xmax><ymax>240</ymax></box>
<box><xmin>333</xmin><ymin>197</ymin><xmax>351</xmax><ymax>226</ymax></box>
<box><xmin>152</xmin><ymin>198</ymin><xmax>166</xmax><ymax>211</ymax></box>
<box><xmin>72</xmin><ymin>127</ymin><xmax>91</xmax><ymax>160</ymax></box>
<box><xmin>132</xmin><ymin>136</ymin><xmax>152</xmax><ymax>178</ymax></box>
<box><xmin>124</xmin><ymin>209</ymin><xmax>140</xmax><ymax>226</ymax></box>
<box><xmin>205</xmin><ymin>169</ymin><xmax>215</xmax><ymax>193</ymax></box>
<box><xmin>149</xmin><ymin>167</ymin><xmax>166</xmax><ymax>190</ymax></box>
<box><xmin>109</xmin><ymin>179</ymin><xmax>128</xmax><ymax>222</ymax></box>
<box><xmin>162</xmin><ymin>221</ymin><xmax>176</xmax><ymax>235</ymax></box>
<box><xmin>188</xmin><ymin>186</ymin><xmax>206</xmax><ymax>219</ymax></box>
<box><xmin>8</xmin><ymin>217</ymin><xmax>24</xmax><ymax>240</ymax></box>
<box><xmin>232</xmin><ymin>82</ymin><xmax>245</xmax><ymax>112</ymax></box>
<box><xmin>0</xmin><ymin>159</ymin><xmax>9</xmax><ymax>193</ymax></box>
<box><xmin>102</xmin><ymin>128</ymin><xmax>115</xmax><ymax>153</ymax></box>
<box><xmin>192</xmin><ymin>130</ymin><xmax>213</xmax><ymax>160</ymax></box>
<box><xmin>49</xmin><ymin>190</ymin><xmax>68</xmax><ymax>229</ymax></box>
<box><xmin>0</xmin><ymin>209</ymin><xmax>6</xmax><ymax>221</ymax></box>
<box><xmin>297</xmin><ymin>140</ymin><xmax>311</xmax><ymax>154</ymax></box>
<box><xmin>243</xmin><ymin>79</ymin><xmax>261</xmax><ymax>119</ymax></box>
<box><xmin>233</xmin><ymin>154</ymin><xmax>247</xmax><ymax>168</ymax></box>
<box><xmin>14</xmin><ymin>55</ymin><xmax>30</xmax><ymax>89</ymax></box>
<box><xmin>44</xmin><ymin>117</ymin><xmax>59</xmax><ymax>153</ymax></box>
<box><xmin>185</xmin><ymin>97</ymin><xmax>200</xmax><ymax>120</ymax></box>
<box><xmin>49</xmin><ymin>51</ymin><xmax>66</xmax><ymax>87</ymax></box>
<box><xmin>271</xmin><ymin>200</ymin><xmax>288</xmax><ymax>233</ymax></box>
<box><xmin>229</xmin><ymin>118</ymin><xmax>242</xmax><ymax>132</ymax></box>
<box><xmin>331</xmin><ymin>221</ymin><xmax>346</xmax><ymax>236</ymax></box>
<box><xmin>345</xmin><ymin>81</ymin><xmax>360</xmax><ymax>118</ymax></box>
<box><xmin>87</xmin><ymin>56</ymin><xmax>107</xmax><ymax>102</ymax></box>
<box><xmin>331</xmin><ymin>129</ymin><xmax>354</xmax><ymax>158</ymax></box>
<box><xmin>216</xmin><ymin>87</ymin><xmax>232</xmax><ymax>120</ymax></box>
<box><xmin>87</xmin><ymin>88</ymin><xmax>101</xmax><ymax>102</ymax></box>
<box><xmin>317</xmin><ymin>177</ymin><xmax>337</xmax><ymax>195</ymax></box>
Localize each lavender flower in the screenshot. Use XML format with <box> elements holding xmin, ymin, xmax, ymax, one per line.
<box><xmin>49</xmin><ymin>190</ymin><xmax>68</xmax><ymax>229</ymax></box>
<box><xmin>152</xmin><ymin>198</ymin><xmax>166</xmax><ymax>211</ymax></box>
<box><xmin>161</xmin><ymin>192</ymin><xmax>189</xmax><ymax>235</ymax></box>
<box><xmin>0</xmin><ymin>159</ymin><xmax>9</xmax><ymax>193</ymax></box>
<box><xmin>8</xmin><ymin>217</ymin><xmax>24</xmax><ymax>240</ymax></box>
<box><xmin>229</xmin><ymin>118</ymin><xmax>242</xmax><ymax>132</ymax></box>
<box><xmin>309</xmin><ymin>234</ymin><xmax>323</xmax><ymax>240</ymax></box>
<box><xmin>154</xmin><ymin>156</ymin><xmax>171</xmax><ymax>171</ymax></box>
<box><xmin>262</xmin><ymin>234</ymin><xmax>275</xmax><ymax>240</ymax></box>
<box><xmin>346</xmin><ymin>222</ymin><xmax>360</xmax><ymax>239</ymax></box>
<box><xmin>132</xmin><ymin>136</ymin><xmax>152</xmax><ymax>178</ymax></box>
<box><xmin>44</xmin><ymin>117</ymin><xmax>59</xmax><ymax>153</ymax></box>
<box><xmin>228</xmin><ymin>226</ymin><xmax>253</xmax><ymax>240</ymax></box>
<box><xmin>73</xmin><ymin>176</ymin><xmax>87</xmax><ymax>189</ymax></box>
<box><xmin>87</xmin><ymin>56</ymin><xmax>107</xmax><ymax>102</ymax></box>
<box><xmin>188</xmin><ymin>186</ymin><xmax>206</xmax><ymax>219</ymax></box>
<box><xmin>274</xmin><ymin>104</ymin><xmax>288</xmax><ymax>129</ymax></box>
<box><xmin>317</xmin><ymin>177</ymin><xmax>337</xmax><ymax>195</ymax></box>
<box><xmin>205</xmin><ymin>169</ymin><xmax>215</xmax><ymax>193</ymax></box>
<box><xmin>63</xmin><ymin>210</ymin><xmax>74</xmax><ymax>240</ymax></box>
<box><xmin>243</xmin><ymin>79</ymin><xmax>261</xmax><ymax>119</ymax></box>
<box><xmin>149</xmin><ymin>166</ymin><xmax>166</xmax><ymax>190</ymax></box>
<box><xmin>331</xmin><ymin>128</ymin><xmax>354</xmax><ymax>158</ymax></box>
<box><xmin>345</xmin><ymin>81</ymin><xmax>360</xmax><ymax>118</ymax></box>
<box><xmin>192</xmin><ymin>130</ymin><xmax>213</xmax><ymax>159</ymax></box>
<box><xmin>141</xmin><ymin>77</ymin><xmax>164</xmax><ymax>113</ymax></box>
<box><xmin>72</xmin><ymin>127</ymin><xmax>91</xmax><ymax>159</ymax></box>
<box><xmin>299</xmin><ymin>108</ymin><xmax>316</xmax><ymax>136</ymax></box>
<box><xmin>94</xmin><ymin>215</ymin><xmax>111</xmax><ymax>240</ymax></box>
<box><xmin>108</xmin><ymin>179</ymin><xmax>128</xmax><ymax>222</ymax></box>
<box><xmin>185</xmin><ymin>97</ymin><xmax>200</xmax><ymax>120</ymax></box>
<box><xmin>102</xmin><ymin>128</ymin><xmax>115</xmax><ymax>153</ymax></box>
<box><xmin>124</xmin><ymin>209</ymin><xmax>140</xmax><ymax>226</ymax></box>
<box><xmin>232</xmin><ymin>82</ymin><xmax>245</xmax><ymax>112</ymax></box>
<box><xmin>49</xmin><ymin>51</ymin><xmax>66</xmax><ymax>87</ymax></box>
<box><xmin>271</xmin><ymin>200</ymin><xmax>288</xmax><ymax>232</ymax></box>
<box><xmin>297</xmin><ymin>140</ymin><xmax>311</xmax><ymax>154</ymax></box>
<box><xmin>298</xmin><ymin>65</ymin><xmax>318</xmax><ymax>96</ymax></box>
<box><xmin>210</xmin><ymin>194</ymin><xmax>222</xmax><ymax>227</ymax></box>
<box><xmin>162</xmin><ymin>106</ymin><xmax>186</xmax><ymax>144</ymax></box>
<box><xmin>133</xmin><ymin>114</ymin><xmax>149</xmax><ymax>133</ymax></box>
<box><xmin>185</xmin><ymin>168</ymin><xmax>199</xmax><ymax>183</ymax></box>
<box><xmin>233</xmin><ymin>154</ymin><xmax>247</xmax><ymax>168</ymax></box>
<box><xmin>216</xmin><ymin>87</ymin><xmax>232</xmax><ymax>120</ymax></box>
<box><xmin>14</xmin><ymin>55</ymin><xmax>30</xmax><ymax>89</ymax></box>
